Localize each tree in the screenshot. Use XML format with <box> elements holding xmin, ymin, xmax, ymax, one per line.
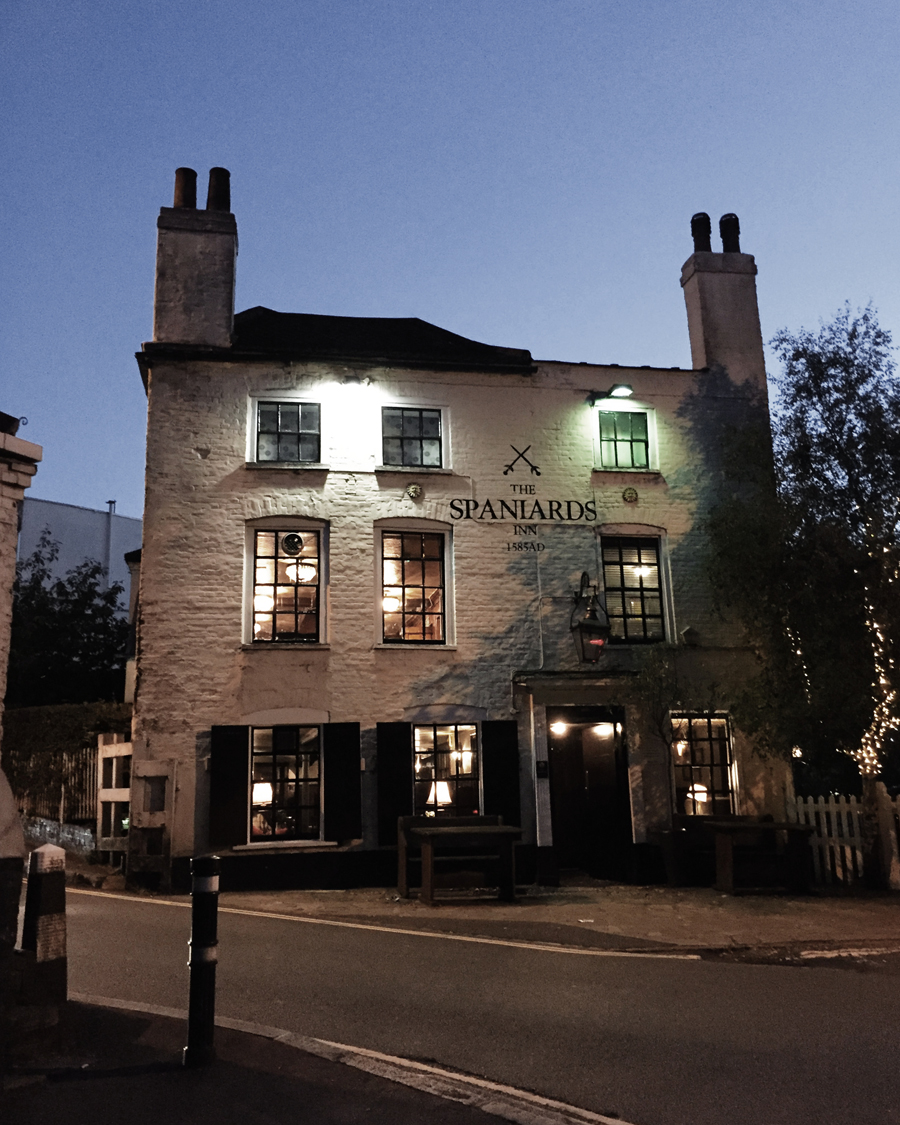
<box><xmin>6</xmin><ymin>531</ymin><xmax>130</xmax><ymax>708</ymax></box>
<box><xmin>770</xmin><ymin>305</ymin><xmax>900</xmax><ymax>777</ymax></box>
<box><xmin>706</xmin><ymin>305</ymin><xmax>900</xmax><ymax>786</ymax></box>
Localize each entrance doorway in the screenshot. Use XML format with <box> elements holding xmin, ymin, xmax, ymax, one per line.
<box><xmin>546</xmin><ymin>706</ymin><xmax>632</xmax><ymax>881</ymax></box>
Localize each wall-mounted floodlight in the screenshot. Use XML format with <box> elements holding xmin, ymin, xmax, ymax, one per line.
<box><xmin>586</xmin><ymin>384</ymin><xmax>633</xmax><ymax>406</ymax></box>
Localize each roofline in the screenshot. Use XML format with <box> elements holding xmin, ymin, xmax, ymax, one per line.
<box><xmin>136</xmin><ymin>342</ymin><xmax>537</xmax><ymax>381</ymax></box>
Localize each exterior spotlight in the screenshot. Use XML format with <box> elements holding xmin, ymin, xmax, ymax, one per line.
<box><xmin>570</xmin><ymin>572</ymin><xmax>611</xmax><ymax>663</ymax></box>
<box><xmin>586</xmin><ymin>384</ymin><xmax>634</xmax><ymax>406</ymax></box>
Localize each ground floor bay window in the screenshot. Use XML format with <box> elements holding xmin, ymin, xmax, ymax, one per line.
<box><xmin>413</xmin><ymin>723</ymin><xmax>480</xmax><ymax>817</ymax></box>
<box><xmin>671</xmin><ymin>713</ymin><xmax>736</xmax><ymax>817</ymax></box>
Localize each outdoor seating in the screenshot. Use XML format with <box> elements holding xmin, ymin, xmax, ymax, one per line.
<box><xmin>397</xmin><ymin>815</ymin><xmax>522</xmax><ymax>905</ymax></box>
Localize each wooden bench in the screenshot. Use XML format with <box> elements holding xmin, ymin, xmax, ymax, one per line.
<box><xmin>397</xmin><ymin>815</ymin><xmax>522</xmax><ymax>905</ymax></box>
<box><xmin>659</xmin><ymin>815</ymin><xmax>815</xmax><ymax>893</ymax></box>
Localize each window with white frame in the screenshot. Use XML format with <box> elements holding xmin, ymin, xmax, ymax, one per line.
<box><xmin>670</xmin><ymin>714</ymin><xmax>736</xmax><ymax>817</ymax></box>
<box><xmin>381</xmin><ymin>530</ymin><xmax>445</xmax><ymax>643</ymax></box>
<box><xmin>598</xmin><ymin>410</ymin><xmax>649</xmax><ymax>469</ymax></box>
<box><xmin>382</xmin><ymin>406</ymin><xmax>442</xmax><ymax>467</ymax></box>
<box><xmin>601</xmin><ymin>536</ymin><xmax>665</xmax><ymax>643</ymax></box>
<box><xmin>250</xmin><ymin>726</ymin><xmax>321</xmax><ymax>840</ymax></box>
<box><xmin>256</xmin><ymin>402</ymin><xmax>321</xmax><ymax>463</ymax></box>
<box><xmin>252</xmin><ymin>529</ymin><xmax>321</xmax><ymax>643</ymax></box>
<box><xmin>413</xmin><ymin>724</ymin><xmax>480</xmax><ymax>817</ymax></box>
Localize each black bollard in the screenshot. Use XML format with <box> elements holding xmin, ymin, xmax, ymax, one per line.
<box><xmin>183</xmin><ymin>855</ymin><xmax>219</xmax><ymax>1067</ymax></box>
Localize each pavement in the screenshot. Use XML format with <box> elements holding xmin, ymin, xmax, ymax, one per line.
<box><xmin>5</xmin><ymin>854</ymin><xmax>900</xmax><ymax>1124</ymax></box>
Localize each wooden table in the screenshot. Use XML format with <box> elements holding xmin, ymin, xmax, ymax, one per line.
<box><xmin>704</xmin><ymin>818</ymin><xmax>816</xmax><ymax>894</ymax></box>
<box><xmin>397</xmin><ymin>816</ymin><xmax>522</xmax><ymax>905</ymax></box>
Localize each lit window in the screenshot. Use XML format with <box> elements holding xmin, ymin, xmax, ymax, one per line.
<box><xmin>252</xmin><ymin>530</ymin><xmax>320</xmax><ymax>643</ymax></box>
<box><xmin>414</xmin><ymin>724</ymin><xmax>479</xmax><ymax>817</ymax></box>
<box><xmin>598</xmin><ymin>411</ymin><xmax>649</xmax><ymax>469</ymax></box>
<box><xmin>382</xmin><ymin>531</ymin><xmax>445</xmax><ymax>643</ymax></box>
<box><xmin>601</xmin><ymin>537</ymin><xmax>664</xmax><ymax>643</ymax></box>
<box><xmin>257</xmin><ymin>402</ymin><xmax>321</xmax><ymax>463</ymax></box>
<box><xmin>250</xmin><ymin>726</ymin><xmax>320</xmax><ymax>840</ymax></box>
<box><xmin>382</xmin><ymin>407</ymin><xmax>442</xmax><ymax>467</ymax></box>
<box><xmin>671</xmin><ymin>714</ymin><xmax>736</xmax><ymax>817</ymax></box>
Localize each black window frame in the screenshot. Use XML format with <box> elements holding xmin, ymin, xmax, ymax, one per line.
<box><xmin>601</xmin><ymin>536</ymin><xmax>665</xmax><ymax>644</ymax></box>
<box><xmin>670</xmin><ymin>713</ymin><xmax>736</xmax><ymax>817</ymax></box>
<box><xmin>256</xmin><ymin>401</ymin><xmax>321</xmax><ymax>464</ymax></box>
<box><xmin>413</xmin><ymin>723</ymin><xmax>481</xmax><ymax>818</ymax></box>
<box><xmin>382</xmin><ymin>406</ymin><xmax>443</xmax><ymax>468</ymax></box>
<box><xmin>598</xmin><ymin>410</ymin><xmax>650</xmax><ymax>469</ymax></box>
<box><xmin>381</xmin><ymin>530</ymin><xmax>446</xmax><ymax>645</ymax></box>
<box><xmin>252</xmin><ymin>529</ymin><xmax>321</xmax><ymax>644</ymax></box>
<box><xmin>249</xmin><ymin>725</ymin><xmax>322</xmax><ymax>841</ymax></box>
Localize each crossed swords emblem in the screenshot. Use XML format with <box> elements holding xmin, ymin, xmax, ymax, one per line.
<box><xmin>503</xmin><ymin>445</ymin><xmax>541</xmax><ymax>476</ymax></box>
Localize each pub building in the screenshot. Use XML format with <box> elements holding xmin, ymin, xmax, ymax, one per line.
<box><xmin>126</xmin><ymin>167</ymin><xmax>791</xmax><ymax>890</ymax></box>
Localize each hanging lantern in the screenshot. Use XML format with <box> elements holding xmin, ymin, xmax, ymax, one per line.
<box><xmin>571</xmin><ymin>572</ymin><xmax>611</xmax><ymax>663</ymax></box>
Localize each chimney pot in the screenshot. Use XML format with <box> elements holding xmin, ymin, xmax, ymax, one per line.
<box><xmin>206</xmin><ymin>168</ymin><xmax>231</xmax><ymax>212</ymax></box>
<box><xmin>173</xmin><ymin>168</ymin><xmax>197</xmax><ymax>209</ymax></box>
<box><xmin>690</xmin><ymin>213</ymin><xmax>712</xmax><ymax>253</ymax></box>
<box><xmin>720</xmin><ymin>213</ymin><xmax>741</xmax><ymax>253</ymax></box>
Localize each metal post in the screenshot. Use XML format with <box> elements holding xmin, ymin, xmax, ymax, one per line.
<box><xmin>183</xmin><ymin>854</ymin><xmax>219</xmax><ymax>1067</ymax></box>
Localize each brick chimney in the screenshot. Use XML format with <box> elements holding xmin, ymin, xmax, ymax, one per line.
<box><xmin>152</xmin><ymin>168</ymin><xmax>237</xmax><ymax>347</ymax></box>
<box><xmin>680</xmin><ymin>212</ymin><xmax>766</xmax><ymax>389</ymax></box>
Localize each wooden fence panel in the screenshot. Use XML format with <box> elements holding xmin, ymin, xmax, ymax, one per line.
<box><xmin>795</xmin><ymin>795</ymin><xmax>865</xmax><ymax>886</ymax></box>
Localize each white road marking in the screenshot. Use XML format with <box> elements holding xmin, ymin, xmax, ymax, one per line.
<box><xmin>68</xmin><ymin>887</ymin><xmax>699</xmax><ymax>960</ymax></box>
<box><xmin>71</xmin><ymin>993</ymin><xmax>641</xmax><ymax>1125</ymax></box>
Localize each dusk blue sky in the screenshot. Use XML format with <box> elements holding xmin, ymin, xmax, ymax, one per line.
<box><xmin>3</xmin><ymin>0</ymin><xmax>898</xmax><ymax>518</ymax></box>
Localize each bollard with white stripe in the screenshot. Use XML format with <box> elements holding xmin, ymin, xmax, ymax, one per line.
<box><xmin>21</xmin><ymin>843</ymin><xmax>67</xmax><ymax>1003</ymax></box>
<box><xmin>183</xmin><ymin>854</ymin><xmax>219</xmax><ymax>1067</ymax></box>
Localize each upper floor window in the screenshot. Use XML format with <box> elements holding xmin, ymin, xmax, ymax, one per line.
<box><xmin>671</xmin><ymin>714</ymin><xmax>736</xmax><ymax>817</ymax></box>
<box><xmin>382</xmin><ymin>407</ymin><xmax>442</xmax><ymax>468</ymax></box>
<box><xmin>382</xmin><ymin>531</ymin><xmax>445</xmax><ymax>643</ymax></box>
<box><xmin>252</xmin><ymin>530</ymin><xmax>320</xmax><ymax>642</ymax></box>
<box><xmin>598</xmin><ymin>411</ymin><xmax>649</xmax><ymax>469</ymax></box>
<box><xmin>257</xmin><ymin>402</ymin><xmax>321</xmax><ymax>463</ymax></box>
<box><xmin>413</xmin><ymin>723</ymin><xmax>480</xmax><ymax>817</ymax></box>
<box><xmin>601</xmin><ymin>536</ymin><xmax>664</xmax><ymax>643</ymax></box>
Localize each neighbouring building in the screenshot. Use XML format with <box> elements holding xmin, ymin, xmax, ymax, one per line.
<box><xmin>128</xmin><ymin>167</ymin><xmax>791</xmax><ymax>890</ymax></box>
<box><xmin>0</xmin><ymin>412</ymin><xmax>42</xmax><ymax>749</ymax></box>
<box><xmin>18</xmin><ymin>498</ymin><xmax>142</xmax><ymax>600</ymax></box>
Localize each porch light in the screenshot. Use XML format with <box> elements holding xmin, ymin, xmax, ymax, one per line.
<box><xmin>549</xmin><ymin>721</ymin><xmax>568</xmax><ymax>735</ymax></box>
<box><xmin>586</xmin><ymin>384</ymin><xmax>634</xmax><ymax>406</ymax></box>
<box><xmin>570</xmin><ymin>572</ymin><xmax>611</xmax><ymax>663</ymax></box>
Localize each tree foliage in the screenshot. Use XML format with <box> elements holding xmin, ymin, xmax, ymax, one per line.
<box><xmin>706</xmin><ymin>305</ymin><xmax>900</xmax><ymax>782</ymax></box>
<box><xmin>6</xmin><ymin>531</ymin><xmax>130</xmax><ymax>708</ymax></box>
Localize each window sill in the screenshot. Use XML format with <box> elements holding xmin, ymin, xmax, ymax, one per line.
<box><xmin>245</xmin><ymin>462</ymin><xmax>330</xmax><ymax>471</ymax></box>
<box><xmin>375</xmin><ymin>643</ymin><xmax>457</xmax><ymax>651</ymax></box>
<box><xmin>375</xmin><ymin>465</ymin><xmax>454</xmax><ymax>475</ymax></box>
<box><xmin>241</xmin><ymin>643</ymin><xmax>331</xmax><ymax>651</ymax></box>
<box><xmin>233</xmin><ymin>839</ymin><xmax>338</xmax><ymax>850</ymax></box>
<box><xmin>591</xmin><ymin>468</ymin><xmax>663</xmax><ymax>476</ymax></box>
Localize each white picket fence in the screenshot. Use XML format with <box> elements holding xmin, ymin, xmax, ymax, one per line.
<box><xmin>793</xmin><ymin>793</ymin><xmax>900</xmax><ymax>887</ymax></box>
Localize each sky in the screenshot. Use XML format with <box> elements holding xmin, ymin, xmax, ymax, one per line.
<box><xmin>2</xmin><ymin>0</ymin><xmax>899</xmax><ymax>519</ymax></box>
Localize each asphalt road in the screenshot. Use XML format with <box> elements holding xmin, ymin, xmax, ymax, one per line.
<box><xmin>66</xmin><ymin>891</ymin><xmax>900</xmax><ymax>1125</ymax></box>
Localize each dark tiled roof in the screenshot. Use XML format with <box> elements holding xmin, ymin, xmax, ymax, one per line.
<box><xmin>232</xmin><ymin>307</ymin><xmax>533</xmax><ymax>373</ymax></box>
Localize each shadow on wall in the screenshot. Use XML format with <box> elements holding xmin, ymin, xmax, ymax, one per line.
<box><xmin>407</xmin><ymin>525</ymin><xmax>601</xmax><ymax>713</ymax></box>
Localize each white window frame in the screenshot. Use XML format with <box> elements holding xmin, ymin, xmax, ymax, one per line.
<box><xmin>243</xmin><ymin>518</ymin><xmax>330</xmax><ymax>646</ymax></box>
<box><xmin>596</xmin><ymin>524</ymin><xmax>676</xmax><ymax>645</ymax></box>
<box><xmin>373</xmin><ymin>518</ymin><xmax>456</xmax><ymax>648</ymax></box>
<box><xmin>591</xmin><ymin>399</ymin><xmax>659</xmax><ymax>472</ymax></box>
<box><xmin>377</xmin><ymin>402</ymin><xmax>451</xmax><ymax>472</ymax></box>
<box><xmin>246</xmin><ymin>395</ymin><xmax>327</xmax><ymax>468</ymax></box>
